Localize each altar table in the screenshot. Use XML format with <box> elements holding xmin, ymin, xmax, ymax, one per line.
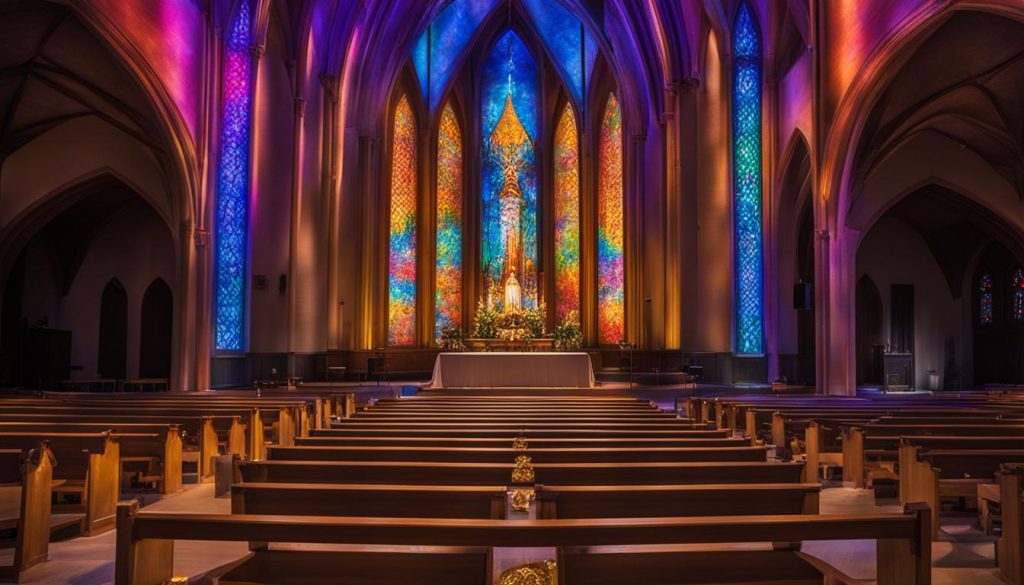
<box><xmin>429</xmin><ymin>352</ymin><xmax>595</xmax><ymax>389</ymax></box>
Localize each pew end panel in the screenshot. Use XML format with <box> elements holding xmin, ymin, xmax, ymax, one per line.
<box><xmin>998</xmin><ymin>465</ymin><xmax>1022</xmax><ymax>585</ymax></box>
<box><xmin>115</xmin><ymin>501</ymin><xmax>173</xmax><ymax>585</ymax></box>
<box><xmin>0</xmin><ymin>443</ymin><xmax>55</xmax><ymax>582</ymax></box>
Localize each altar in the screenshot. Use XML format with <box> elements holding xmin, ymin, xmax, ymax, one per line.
<box><xmin>429</xmin><ymin>352</ymin><xmax>595</xmax><ymax>389</ymax></box>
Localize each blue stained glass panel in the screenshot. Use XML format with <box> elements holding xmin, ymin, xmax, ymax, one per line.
<box><xmin>214</xmin><ymin>0</ymin><xmax>252</xmax><ymax>352</ymax></box>
<box><xmin>732</xmin><ymin>3</ymin><xmax>763</xmax><ymax>355</ymax></box>
<box><xmin>413</xmin><ymin>0</ymin><xmax>499</xmax><ymax>111</ymax></box>
<box><xmin>521</xmin><ymin>0</ymin><xmax>597</xmax><ymax>107</ymax></box>
<box><xmin>481</xmin><ymin>30</ymin><xmax>539</xmax><ymax>312</ymax></box>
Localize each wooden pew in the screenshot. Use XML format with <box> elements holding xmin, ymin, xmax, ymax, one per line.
<box><xmin>999</xmin><ymin>464</ymin><xmax>1023</xmax><ymax>585</ymax></box>
<box><xmin>114</xmin><ymin>500</ymin><xmax>931</xmax><ymax>585</ymax></box>
<box><xmin>0</xmin><ymin>414</ymin><xmax>235</xmax><ymax>480</ymax></box>
<box><xmin>0</xmin><ymin>432</ymin><xmax>119</xmax><ymax>535</ymax></box>
<box><xmin>0</xmin><ymin>423</ymin><xmax>181</xmax><ymax>495</ymax></box>
<box><xmin>898</xmin><ymin>444</ymin><xmax>1024</xmax><ymax>539</ymax></box>
<box><xmin>312</xmin><ymin>427</ymin><xmax>729</xmax><ymax>439</ymax></box>
<box><xmin>842</xmin><ymin>424</ymin><xmax>1024</xmax><ymax>488</ymax></box>
<box><xmin>0</xmin><ymin>443</ymin><xmax>54</xmax><ymax>582</ymax></box>
<box><xmin>231</xmin><ymin>482</ymin><xmax>506</xmax><ymax>520</ymax></box>
<box><xmin>239</xmin><ymin>460</ymin><xmax>805</xmax><ymax>486</ymax></box>
<box><xmin>266</xmin><ymin>445</ymin><xmax>769</xmax><ymax>464</ymax></box>
<box><xmin>536</xmin><ymin>483</ymin><xmax>820</xmax><ymax>519</ymax></box>
<box><xmin>295</xmin><ymin>436</ymin><xmax>750</xmax><ymax>449</ymax></box>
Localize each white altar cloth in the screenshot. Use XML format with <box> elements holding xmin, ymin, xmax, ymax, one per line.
<box><xmin>429</xmin><ymin>352</ymin><xmax>595</xmax><ymax>389</ymax></box>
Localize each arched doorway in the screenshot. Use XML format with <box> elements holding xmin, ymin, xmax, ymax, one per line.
<box><xmin>140</xmin><ymin>278</ymin><xmax>173</xmax><ymax>379</ymax></box>
<box><xmin>98</xmin><ymin>279</ymin><xmax>128</xmax><ymax>380</ymax></box>
<box><xmin>855</xmin><ymin>275</ymin><xmax>882</xmax><ymax>385</ymax></box>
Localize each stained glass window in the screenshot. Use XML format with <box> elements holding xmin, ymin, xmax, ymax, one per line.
<box><xmin>412</xmin><ymin>0</ymin><xmax>499</xmax><ymax>111</ymax></box>
<box><xmin>481</xmin><ymin>31</ymin><xmax>538</xmax><ymax>312</ymax></box>
<box><xmin>980</xmin><ymin>273</ymin><xmax>993</xmax><ymax>325</ymax></box>
<box><xmin>435</xmin><ymin>103</ymin><xmax>463</xmax><ymax>340</ymax></box>
<box><xmin>521</xmin><ymin>0</ymin><xmax>597</xmax><ymax>108</ymax></box>
<box><xmin>214</xmin><ymin>0</ymin><xmax>252</xmax><ymax>352</ymax></box>
<box><xmin>554</xmin><ymin>104</ymin><xmax>580</xmax><ymax>321</ymax></box>
<box><xmin>1013</xmin><ymin>269</ymin><xmax>1024</xmax><ymax>321</ymax></box>
<box><xmin>598</xmin><ymin>93</ymin><xmax>624</xmax><ymax>345</ymax></box>
<box><xmin>388</xmin><ymin>95</ymin><xmax>418</xmax><ymax>346</ymax></box>
<box><xmin>732</xmin><ymin>3</ymin><xmax>764</xmax><ymax>355</ymax></box>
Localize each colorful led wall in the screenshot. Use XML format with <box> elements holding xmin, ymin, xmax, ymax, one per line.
<box><xmin>436</xmin><ymin>103</ymin><xmax>463</xmax><ymax>339</ymax></box>
<box><xmin>732</xmin><ymin>3</ymin><xmax>764</xmax><ymax>355</ymax></box>
<box><xmin>554</xmin><ymin>105</ymin><xmax>580</xmax><ymax>321</ymax></box>
<box><xmin>412</xmin><ymin>0</ymin><xmax>499</xmax><ymax>111</ymax></box>
<box><xmin>597</xmin><ymin>93</ymin><xmax>624</xmax><ymax>345</ymax></box>
<box><xmin>388</xmin><ymin>95</ymin><xmax>418</xmax><ymax>346</ymax></box>
<box><xmin>481</xmin><ymin>31</ymin><xmax>538</xmax><ymax>311</ymax></box>
<box><xmin>214</xmin><ymin>0</ymin><xmax>252</xmax><ymax>352</ymax></box>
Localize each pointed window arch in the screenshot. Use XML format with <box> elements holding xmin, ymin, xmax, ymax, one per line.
<box><xmin>388</xmin><ymin>95</ymin><xmax>418</xmax><ymax>346</ymax></box>
<box><xmin>732</xmin><ymin>2</ymin><xmax>764</xmax><ymax>355</ymax></box>
<box><xmin>554</xmin><ymin>103</ymin><xmax>580</xmax><ymax>321</ymax></box>
<box><xmin>521</xmin><ymin>0</ymin><xmax>597</xmax><ymax>108</ymax></box>
<box><xmin>435</xmin><ymin>102</ymin><xmax>463</xmax><ymax>340</ymax></box>
<box><xmin>597</xmin><ymin>93</ymin><xmax>624</xmax><ymax>345</ymax></box>
<box><xmin>214</xmin><ymin>0</ymin><xmax>253</xmax><ymax>352</ymax></box>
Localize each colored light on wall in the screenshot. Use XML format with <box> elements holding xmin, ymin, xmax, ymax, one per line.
<box><xmin>732</xmin><ymin>3</ymin><xmax>764</xmax><ymax>355</ymax></box>
<box><xmin>520</xmin><ymin>0</ymin><xmax>597</xmax><ymax>108</ymax></box>
<box><xmin>389</xmin><ymin>95</ymin><xmax>418</xmax><ymax>346</ymax></box>
<box><xmin>1014</xmin><ymin>269</ymin><xmax>1024</xmax><ymax>321</ymax></box>
<box><xmin>412</xmin><ymin>0</ymin><xmax>499</xmax><ymax>111</ymax></box>
<box><xmin>554</xmin><ymin>105</ymin><xmax>580</xmax><ymax>321</ymax></box>
<box><xmin>597</xmin><ymin>93</ymin><xmax>624</xmax><ymax>345</ymax></box>
<box><xmin>980</xmin><ymin>274</ymin><xmax>993</xmax><ymax>325</ymax></box>
<box><xmin>481</xmin><ymin>31</ymin><xmax>538</xmax><ymax>312</ymax></box>
<box><xmin>214</xmin><ymin>0</ymin><xmax>252</xmax><ymax>352</ymax></box>
<box><xmin>436</xmin><ymin>103</ymin><xmax>463</xmax><ymax>340</ymax></box>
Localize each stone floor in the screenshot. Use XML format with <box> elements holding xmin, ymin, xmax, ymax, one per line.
<box><xmin>2</xmin><ymin>483</ymin><xmax>1006</xmax><ymax>584</ymax></box>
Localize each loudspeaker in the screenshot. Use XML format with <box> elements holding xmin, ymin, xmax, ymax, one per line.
<box><xmin>793</xmin><ymin>282</ymin><xmax>813</xmax><ymax>311</ymax></box>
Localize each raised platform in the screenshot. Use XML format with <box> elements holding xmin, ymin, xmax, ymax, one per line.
<box><xmin>429</xmin><ymin>352</ymin><xmax>595</xmax><ymax>389</ymax></box>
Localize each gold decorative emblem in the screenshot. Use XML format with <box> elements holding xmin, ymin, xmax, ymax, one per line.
<box><xmin>512</xmin><ymin>436</ymin><xmax>528</xmax><ymax>450</ymax></box>
<box><xmin>511</xmin><ymin>455</ymin><xmax>535</xmax><ymax>484</ymax></box>
<box><xmin>498</xmin><ymin>561</ymin><xmax>557</xmax><ymax>585</ymax></box>
<box><xmin>510</xmin><ymin>488</ymin><xmax>535</xmax><ymax>513</ymax></box>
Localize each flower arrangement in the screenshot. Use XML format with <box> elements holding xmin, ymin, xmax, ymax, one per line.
<box><xmin>553</xmin><ymin>310</ymin><xmax>583</xmax><ymax>351</ymax></box>
<box><xmin>473</xmin><ymin>301</ymin><xmax>499</xmax><ymax>339</ymax></box>
<box><xmin>496</xmin><ymin>310</ymin><xmax>530</xmax><ymax>343</ymax></box>
<box><xmin>439</xmin><ymin>324</ymin><xmax>466</xmax><ymax>351</ymax></box>
<box><xmin>523</xmin><ymin>303</ymin><xmax>546</xmax><ymax>340</ymax></box>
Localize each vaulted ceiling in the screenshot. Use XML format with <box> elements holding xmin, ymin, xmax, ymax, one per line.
<box><xmin>854</xmin><ymin>11</ymin><xmax>1024</xmax><ymax>199</ymax></box>
<box><xmin>0</xmin><ymin>1</ymin><xmax>165</xmax><ymax>158</ymax></box>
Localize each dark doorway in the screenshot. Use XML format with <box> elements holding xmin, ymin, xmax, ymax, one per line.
<box><xmin>795</xmin><ymin>198</ymin><xmax>815</xmax><ymax>385</ymax></box>
<box><xmin>97</xmin><ymin>279</ymin><xmax>128</xmax><ymax>379</ymax></box>
<box><xmin>856</xmin><ymin>275</ymin><xmax>883</xmax><ymax>384</ymax></box>
<box><xmin>139</xmin><ymin>278</ymin><xmax>172</xmax><ymax>379</ymax></box>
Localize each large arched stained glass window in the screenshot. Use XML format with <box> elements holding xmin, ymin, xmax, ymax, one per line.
<box><xmin>598</xmin><ymin>93</ymin><xmax>624</xmax><ymax>345</ymax></box>
<box><xmin>980</xmin><ymin>273</ymin><xmax>993</xmax><ymax>325</ymax></box>
<box><xmin>436</xmin><ymin>103</ymin><xmax>463</xmax><ymax>340</ymax></box>
<box><xmin>554</xmin><ymin>105</ymin><xmax>580</xmax><ymax>321</ymax></box>
<box><xmin>481</xmin><ymin>31</ymin><xmax>539</xmax><ymax>312</ymax></box>
<box><xmin>732</xmin><ymin>2</ymin><xmax>764</xmax><ymax>355</ymax></box>
<box><xmin>388</xmin><ymin>95</ymin><xmax>418</xmax><ymax>346</ymax></box>
<box><xmin>214</xmin><ymin>0</ymin><xmax>252</xmax><ymax>352</ymax></box>
<box><xmin>1012</xmin><ymin>268</ymin><xmax>1024</xmax><ymax>321</ymax></box>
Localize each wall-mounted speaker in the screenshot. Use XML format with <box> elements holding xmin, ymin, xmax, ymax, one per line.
<box><xmin>793</xmin><ymin>282</ymin><xmax>813</xmax><ymax>311</ymax></box>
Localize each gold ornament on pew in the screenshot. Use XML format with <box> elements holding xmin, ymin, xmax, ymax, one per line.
<box><xmin>512</xmin><ymin>436</ymin><xmax>528</xmax><ymax>450</ymax></box>
<box><xmin>162</xmin><ymin>578</ymin><xmax>189</xmax><ymax>585</ymax></box>
<box><xmin>511</xmin><ymin>455</ymin><xmax>535</xmax><ymax>484</ymax></box>
<box><xmin>498</xmin><ymin>560</ymin><xmax>557</xmax><ymax>585</ymax></box>
<box><xmin>510</xmin><ymin>488</ymin><xmax>535</xmax><ymax>513</ymax></box>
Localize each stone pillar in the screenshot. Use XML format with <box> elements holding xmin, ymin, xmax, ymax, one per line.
<box><xmin>662</xmin><ymin>83</ymin><xmax>682</xmax><ymax>349</ymax></box>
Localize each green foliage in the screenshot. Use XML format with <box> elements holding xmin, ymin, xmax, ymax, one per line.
<box><xmin>439</xmin><ymin>324</ymin><xmax>466</xmax><ymax>351</ymax></box>
<box><xmin>553</xmin><ymin>310</ymin><xmax>583</xmax><ymax>351</ymax></box>
<box><xmin>473</xmin><ymin>301</ymin><xmax>500</xmax><ymax>339</ymax></box>
<box><xmin>523</xmin><ymin>304</ymin><xmax>546</xmax><ymax>340</ymax></box>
